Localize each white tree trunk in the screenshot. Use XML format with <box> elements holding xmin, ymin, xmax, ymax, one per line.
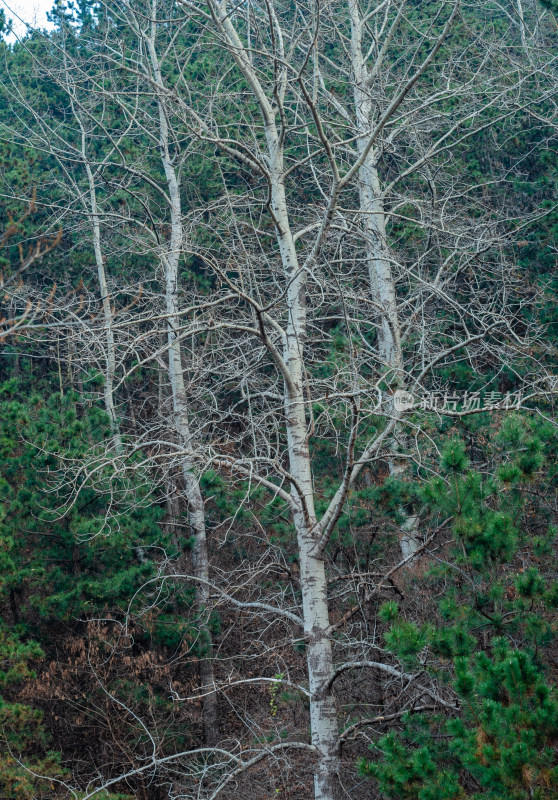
<box><xmin>208</xmin><ymin>0</ymin><xmax>342</xmax><ymax>784</ymax></box>
<box><xmin>271</xmin><ymin>156</ymin><xmax>340</xmax><ymax>798</ymax></box>
<box><xmin>84</xmin><ymin>160</ymin><xmax>121</xmax><ymax>451</ymax></box>
<box><xmin>147</xmin><ymin>22</ymin><xmax>219</xmax><ymax>745</ymax></box>
<box><xmin>348</xmin><ymin>0</ymin><xmax>401</xmax><ymax>377</ymax></box>
<box><xmin>349</xmin><ymin>0</ymin><xmax>420</xmax><ymax>560</ymax></box>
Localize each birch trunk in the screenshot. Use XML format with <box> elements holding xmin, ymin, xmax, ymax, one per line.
<box><xmin>146</xmin><ymin>21</ymin><xmax>219</xmax><ymax>746</ymax></box>
<box><xmin>210</xmin><ymin>0</ymin><xmax>342</xmax><ymax>783</ymax></box>
<box><xmin>83</xmin><ymin>159</ymin><xmax>122</xmax><ymax>451</ymax></box>
<box><xmin>269</xmin><ymin>135</ymin><xmax>340</xmax><ymax>800</ymax></box>
<box><xmin>348</xmin><ymin>0</ymin><xmax>401</xmax><ymax>377</ymax></box>
<box><xmin>349</xmin><ymin>0</ymin><xmax>420</xmax><ymax>560</ymax></box>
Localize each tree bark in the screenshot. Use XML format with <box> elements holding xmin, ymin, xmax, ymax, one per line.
<box><xmin>270</xmin><ymin>148</ymin><xmax>340</xmax><ymax>798</ymax></box>
<box><xmin>146</xmin><ymin>18</ymin><xmax>219</xmax><ymax>746</ymax></box>
<box><xmin>349</xmin><ymin>0</ymin><xmax>420</xmax><ymax>560</ymax></box>
<box><xmin>210</xmin><ymin>0</ymin><xmax>343</xmax><ymax>782</ymax></box>
<box><xmin>83</xmin><ymin>153</ymin><xmax>122</xmax><ymax>451</ymax></box>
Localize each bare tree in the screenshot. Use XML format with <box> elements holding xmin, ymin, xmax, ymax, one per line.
<box><xmin>1</xmin><ymin>9</ymin><xmax>221</xmax><ymax>744</ymax></box>
<box><xmin>122</xmin><ymin>0</ymin><xmax>551</xmax><ymax>795</ymax></box>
